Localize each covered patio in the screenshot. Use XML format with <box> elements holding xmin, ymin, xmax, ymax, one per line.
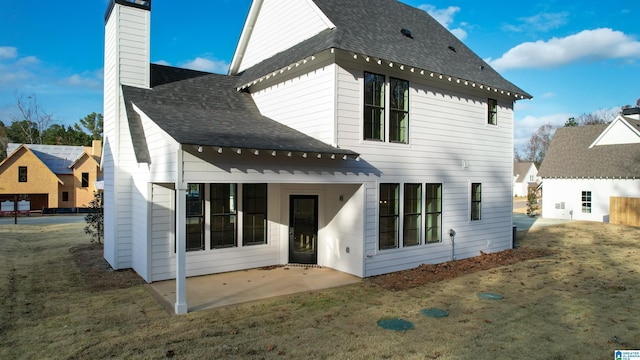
<box><xmin>146</xmin><ymin>265</ymin><xmax>361</xmax><ymax>312</ymax></box>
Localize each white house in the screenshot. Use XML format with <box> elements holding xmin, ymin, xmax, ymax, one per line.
<box><xmin>103</xmin><ymin>0</ymin><xmax>531</xmax><ymax>314</ymax></box>
<box><xmin>513</xmin><ymin>162</ymin><xmax>539</xmax><ymax>197</ymax></box>
<box><xmin>538</xmin><ymin>107</ymin><xmax>640</xmax><ymax>222</ymax></box>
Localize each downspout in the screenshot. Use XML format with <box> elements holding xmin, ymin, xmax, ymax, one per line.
<box><xmin>175</xmin><ymin>145</ymin><xmax>188</xmax><ymax>314</ymax></box>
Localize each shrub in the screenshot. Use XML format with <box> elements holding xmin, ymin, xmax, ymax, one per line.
<box><xmin>84</xmin><ymin>191</ymin><xmax>104</xmax><ymax>244</ymax></box>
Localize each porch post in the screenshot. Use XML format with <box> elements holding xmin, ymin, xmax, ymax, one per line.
<box><xmin>175</xmin><ymin>181</ymin><xmax>188</xmax><ymax>314</ymax></box>
<box><xmin>175</xmin><ymin>148</ymin><xmax>188</xmax><ymax>314</ymax></box>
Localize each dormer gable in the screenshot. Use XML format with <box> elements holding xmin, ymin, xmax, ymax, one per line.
<box><xmin>229</xmin><ymin>0</ymin><xmax>335</xmax><ymax>74</ymax></box>
<box><xmin>589</xmin><ymin>116</ymin><xmax>640</xmax><ymax>148</ymax></box>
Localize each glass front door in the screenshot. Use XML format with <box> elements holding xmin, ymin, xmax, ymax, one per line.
<box><xmin>289</xmin><ymin>195</ymin><xmax>318</xmax><ymax>264</ymax></box>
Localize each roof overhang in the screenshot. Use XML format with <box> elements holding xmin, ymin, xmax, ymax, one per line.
<box><xmin>237</xmin><ymin>48</ymin><xmax>532</xmax><ymax>101</ymax></box>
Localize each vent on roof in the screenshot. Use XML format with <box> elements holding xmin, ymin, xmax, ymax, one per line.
<box><xmin>448</xmin><ymin>45</ymin><xmax>456</xmax><ymax>52</ymax></box>
<box><xmin>401</xmin><ymin>28</ymin><xmax>413</xmax><ymax>39</ymax></box>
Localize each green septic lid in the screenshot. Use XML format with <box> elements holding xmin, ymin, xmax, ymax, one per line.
<box><xmin>420</xmin><ymin>308</ymin><xmax>449</xmax><ymax>318</ymax></box>
<box><xmin>477</xmin><ymin>292</ymin><xmax>504</xmax><ymax>300</ymax></box>
<box><xmin>377</xmin><ymin>318</ymin><xmax>415</xmax><ymax>331</ymax></box>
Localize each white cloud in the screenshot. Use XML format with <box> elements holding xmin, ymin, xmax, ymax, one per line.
<box><xmin>61</xmin><ymin>73</ymin><xmax>102</xmax><ymax>90</ymax></box>
<box><xmin>514</xmin><ymin>113</ymin><xmax>571</xmax><ymax>148</ymax></box>
<box><xmin>418</xmin><ymin>4</ymin><xmax>467</xmax><ymax>40</ymax></box>
<box><xmin>489</xmin><ymin>28</ymin><xmax>640</xmax><ymax>71</ymax></box>
<box><xmin>180</xmin><ymin>57</ymin><xmax>229</xmax><ymax>74</ymax></box>
<box><xmin>503</xmin><ymin>12</ymin><xmax>569</xmax><ymax>33</ymax></box>
<box><xmin>0</xmin><ymin>46</ymin><xmax>17</xmax><ymax>60</ymax></box>
<box><xmin>153</xmin><ymin>60</ymin><xmax>171</xmax><ymax>66</ymax></box>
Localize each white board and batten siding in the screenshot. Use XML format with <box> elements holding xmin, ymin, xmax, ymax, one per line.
<box><xmin>103</xmin><ymin>3</ymin><xmax>150</xmax><ymax>270</ymax></box>
<box><xmin>541</xmin><ymin>178</ymin><xmax>640</xmax><ymax>222</ymax></box>
<box><xmin>332</xmin><ymin>58</ymin><xmax>516</xmax><ymax>277</ymax></box>
<box><xmin>235</xmin><ymin>0</ymin><xmax>333</xmax><ymax>73</ymax></box>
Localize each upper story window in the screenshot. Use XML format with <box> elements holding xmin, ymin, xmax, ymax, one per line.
<box><xmin>488</xmin><ymin>98</ymin><xmax>497</xmax><ymax>125</ymax></box>
<box><xmin>390</xmin><ymin>77</ymin><xmax>409</xmax><ymax>143</ymax></box>
<box><xmin>364</xmin><ymin>72</ymin><xmax>410</xmax><ymax>143</ymax></box>
<box><xmin>18</xmin><ymin>166</ymin><xmax>27</xmax><ymax>182</ymax></box>
<box><xmin>364</xmin><ymin>72</ymin><xmax>385</xmax><ymax>141</ymax></box>
<box><xmin>81</xmin><ymin>173</ymin><xmax>89</xmax><ymax>188</ymax></box>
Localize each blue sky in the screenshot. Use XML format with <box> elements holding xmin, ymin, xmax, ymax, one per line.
<box><xmin>1</xmin><ymin>0</ymin><xmax>639</xmax><ymax>151</ymax></box>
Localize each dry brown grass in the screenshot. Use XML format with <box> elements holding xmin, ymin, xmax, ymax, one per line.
<box><xmin>1</xmin><ymin>221</ymin><xmax>639</xmax><ymax>359</ymax></box>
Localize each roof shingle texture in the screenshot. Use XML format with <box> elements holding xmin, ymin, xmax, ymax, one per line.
<box><xmin>538</xmin><ymin>123</ymin><xmax>640</xmax><ymax>179</ymax></box>
<box><xmin>123</xmin><ymin>65</ymin><xmax>357</xmax><ymax>162</ymax></box>
<box><xmin>238</xmin><ymin>0</ymin><xmax>530</xmax><ymax>98</ymax></box>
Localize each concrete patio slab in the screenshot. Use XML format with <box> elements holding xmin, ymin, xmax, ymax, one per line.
<box><xmin>146</xmin><ymin>265</ymin><xmax>361</xmax><ymax>313</ymax></box>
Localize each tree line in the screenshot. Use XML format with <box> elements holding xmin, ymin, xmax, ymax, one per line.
<box><xmin>515</xmin><ymin>99</ymin><xmax>640</xmax><ymax>168</ymax></box>
<box><xmin>0</xmin><ymin>91</ymin><xmax>103</xmax><ymax>161</ymax></box>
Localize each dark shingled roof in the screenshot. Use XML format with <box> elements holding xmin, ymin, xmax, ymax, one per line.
<box><xmin>123</xmin><ymin>64</ymin><xmax>358</xmax><ymax>163</ymax></box>
<box><xmin>237</xmin><ymin>0</ymin><xmax>530</xmax><ymax>98</ymax></box>
<box><xmin>538</xmin><ymin>123</ymin><xmax>640</xmax><ymax>179</ymax></box>
<box><xmin>514</xmin><ymin>162</ymin><xmax>535</xmax><ymax>183</ymax></box>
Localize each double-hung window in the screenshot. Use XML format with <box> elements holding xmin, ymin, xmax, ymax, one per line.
<box><xmin>488</xmin><ymin>98</ymin><xmax>497</xmax><ymax>125</ymax></box>
<box><xmin>211</xmin><ymin>184</ymin><xmax>237</xmax><ymax>249</ymax></box>
<box><xmin>243</xmin><ymin>184</ymin><xmax>267</xmax><ymax>246</ymax></box>
<box><xmin>471</xmin><ymin>183</ymin><xmax>482</xmax><ymax>221</ymax></box>
<box><xmin>403</xmin><ymin>184</ymin><xmax>421</xmax><ymax>246</ymax></box>
<box><xmin>379</xmin><ymin>183</ymin><xmax>399</xmax><ymax>249</ymax></box>
<box><xmin>364</xmin><ymin>72</ymin><xmax>385</xmax><ymax>141</ymax></box>
<box><xmin>390</xmin><ymin>78</ymin><xmax>409</xmax><ymax>143</ymax></box>
<box><xmin>581</xmin><ymin>191</ymin><xmax>592</xmax><ymax>213</ymax></box>
<box><xmin>425</xmin><ymin>183</ymin><xmax>442</xmax><ymax>243</ymax></box>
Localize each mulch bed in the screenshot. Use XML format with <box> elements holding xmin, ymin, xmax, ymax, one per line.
<box><xmin>369</xmin><ymin>247</ymin><xmax>554</xmax><ymax>291</ymax></box>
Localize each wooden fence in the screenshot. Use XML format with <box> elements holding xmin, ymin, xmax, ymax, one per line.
<box><xmin>610</xmin><ymin>197</ymin><xmax>640</xmax><ymax>227</ymax></box>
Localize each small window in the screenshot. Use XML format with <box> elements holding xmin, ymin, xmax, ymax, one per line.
<box><xmin>471</xmin><ymin>183</ymin><xmax>482</xmax><ymax>221</ymax></box>
<box><xmin>403</xmin><ymin>184</ymin><xmax>421</xmax><ymax>246</ymax></box>
<box><xmin>390</xmin><ymin>77</ymin><xmax>409</xmax><ymax>143</ymax></box>
<box><xmin>243</xmin><ymin>184</ymin><xmax>267</xmax><ymax>246</ymax></box>
<box><xmin>364</xmin><ymin>72</ymin><xmax>385</xmax><ymax>141</ymax></box>
<box><xmin>211</xmin><ymin>184</ymin><xmax>237</xmax><ymax>249</ymax></box>
<box><xmin>18</xmin><ymin>166</ymin><xmax>27</xmax><ymax>182</ymax></box>
<box><xmin>81</xmin><ymin>173</ymin><xmax>89</xmax><ymax>187</ymax></box>
<box><xmin>425</xmin><ymin>183</ymin><xmax>442</xmax><ymax>243</ymax></box>
<box><xmin>581</xmin><ymin>191</ymin><xmax>592</xmax><ymax>213</ymax></box>
<box><xmin>62</xmin><ymin>192</ymin><xmax>69</xmax><ymax>202</ymax></box>
<box><xmin>379</xmin><ymin>183</ymin><xmax>399</xmax><ymax>250</ymax></box>
<box><xmin>488</xmin><ymin>98</ymin><xmax>497</xmax><ymax>125</ymax></box>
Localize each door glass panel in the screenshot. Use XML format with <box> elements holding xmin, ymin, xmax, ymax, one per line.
<box><xmin>290</xmin><ymin>196</ymin><xmax>318</xmax><ymax>264</ymax></box>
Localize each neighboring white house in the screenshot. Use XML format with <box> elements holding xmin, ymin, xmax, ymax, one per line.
<box><xmin>538</xmin><ymin>108</ymin><xmax>640</xmax><ymax>222</ymax></box>
<box><xmin>103</xmin><ymin>0</ymin><xmax>531</xmax><ymax>313</ymax></box>
<box><xmin>513</xmin><ymin>162</ymin><xmax>539</xmax><ymax>197</ymax></box>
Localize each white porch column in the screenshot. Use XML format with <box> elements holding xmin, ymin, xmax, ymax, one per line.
<box><xmin>175</xmin><ymin>148</ymin><xmax>188</xmax><ymax>314</ymax></box>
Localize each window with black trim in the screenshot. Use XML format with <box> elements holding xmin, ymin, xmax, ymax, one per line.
<box><xmin>364</xmin><ymin>72</ymin><xmax>385</xmax><ymax>141</ymax></box>
<box><xmin>186</xmin><ymin>183</ymin><xmax>205</xmax><ymax>251</ymax></box>
<box><xmin>379</xmin><ymin>183</ymin><xmax>399</xmax><ymax>250</ymax></box>
<box><xmin>581</xmin><ymin>191</ymin><xmax>592</xmax><ymax>213</ymax></box>
<box><xmin>390</xmin><ymin>77</ymin><xmax>409</xmax><ymax>143</ymax></box>
<box><xmin>243</xmin><ymin>183</ymin><xmax>267</xmax><ymax>246</ymax></box>
<box><xmin>403</xmin><ymin>183</ymin><xmax>421</xmax><ymax>246</ymax></box>
<box><xmin>471</xmin><ymin>183</ymin><xmax>482</xmax><ymax>221</ymax></box>
<box><xmin>425</xmin><ymin>183</ymin><xmax>442</xmax><ymax>243</ymax></box>
<box><xmin>62</xmin><ymin>192</ymin><xmax>69</xmax><ymax>202</ymax></box>
<box><xmin>211</xmin><ymin>183</ymin><xmax>237</xmax><ymax>249</ymax></box>
<box><xmin>18</xmin><ymin>166</ymin><xmax>27</xmax><ymax>182</ymax></box>
<box><xmin>81</xmin><ymin>172</ymin><xmax>89</xmax><ymax>187</ymax></box>
<box><xmin>488</xmin><ymin>98</ymin><xmax>497</xmax><ymax>125</ymax></box>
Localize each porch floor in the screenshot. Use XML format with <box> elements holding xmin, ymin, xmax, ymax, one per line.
<box><xmin>146</xmin><ymin>266</ymin><xmax>361</xmax><ymax>313</ymax></box>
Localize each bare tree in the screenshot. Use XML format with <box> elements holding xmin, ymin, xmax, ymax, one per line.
<box><xmin>523</xmin><ymin>123</ymin><xmax>555</xmax><ymax>168</ymax></box>
<box><xmin>12</xmin><ymin>91</ymin><xmax>53</xmax><ymax>144</ymax></box>
<box><xmin>575</xmin><ymin>107</ymin><xmax>620</xmax><ymax>126</ymax></box>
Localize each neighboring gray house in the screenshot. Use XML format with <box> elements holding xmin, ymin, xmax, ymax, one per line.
<box><xmin>103</xmin><ymin>0</ymin><xmax>530</xmax><ymax>313</ymax></box>
<box><xmin>538</xmin><ymin>107</ymin><xmax>640</xmax><ymax>222</ymax></box>
<box><xmin>513</xmin><ymin>161</ymin><xmax>539</xmax><ymax>197</ymax></box>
